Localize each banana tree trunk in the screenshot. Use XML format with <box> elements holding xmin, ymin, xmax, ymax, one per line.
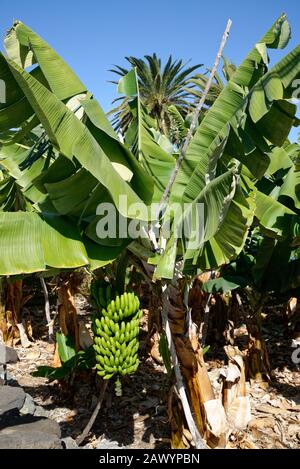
<box><xmin>164</xmin><ymin>282</ymin><xmax>226</xmax><ymax>448</ymax></box>
<box><xmin>54</xmin><ymin>272</ymin><xmax>84</xmax><ymax>358</ymax></box>
<box><xmin>0</xmin><ymin>278</ymin><xmax>31</xmax><ymax>347</ymax></box>
<box><xmin>247</xmin><ymin>303</ymin><xmax>271</xmax><ymax>381</ymax></box>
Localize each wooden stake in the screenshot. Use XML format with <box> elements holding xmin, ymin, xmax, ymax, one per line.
<box><xmin>76</xmin><ymin>380</ymin><xmax>108</xmax><ymax>446</ymax></box>
<box><xmin>40</xmin><ymin>277</ymin><xmax>54</xmax><ymax>342</ymax></box>
<box><xmin>158</xmin><ymin>18</ymin><xmax>232</xmax><ymax>215</ymax></box>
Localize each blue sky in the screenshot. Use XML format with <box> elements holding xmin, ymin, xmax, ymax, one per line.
<box><xmin>1</xmin><ymin>0</ymin><xmax>299</xmax><ymax>138</ymax></box>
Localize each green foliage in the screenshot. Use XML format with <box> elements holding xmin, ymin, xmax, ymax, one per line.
<box><xmin>90</xmin><ymin>278</ymin><xmax>116</xmax><ymax>309</ymax></box>
<box><xmin>203</xmin><ymin>276</ymin><xmax>248</xmax><ymax>294</ymax></box>
<box><xmin>153</xmin><ymin>14</ymin><xmax>300</xmax><ymax>278</ymax></box>
<box><xmin>31</xmin><ymin>335</ymin><xmax>95</xmax><ymax>382</ymax></box>
<box><xmin>56</xmin><ymin>332</ymin><xmax>76</xmax><ymax>363</ymax></box>
<box><xmin>159</xmin><ymin>331</ymin><xmax>172</xmax><ymax>375</ymax></box>
<box><xmin>0</xmin><ymin>15</ymin><xmax>300</xmax><ymax>287</ymax></box>
<box><xmin>109</xmin><ymin>53</ymin><xmax>201</xmax><ymax>139</ymax></box>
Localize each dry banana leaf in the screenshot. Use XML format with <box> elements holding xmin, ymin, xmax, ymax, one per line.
<box><xmin>221</xmin><ymin>346</ymin><xmax>251</xmax><ymax>430</ymax></box>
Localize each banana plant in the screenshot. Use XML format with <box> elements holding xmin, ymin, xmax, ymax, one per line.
<box><xmin>153</xmin><ymin>14</ymin><xmax>300</xmax><ymax>280</ymax></box>
<box><xmin>113</xmin><ymin>14</ymin><xmax>300</xmax><ymax>446</ymax></box>
<box><xmin>2</xmin><ymin>16</ymin><xmax>299</xmax><ymax>281</ymax></box>
<box><xmin>0</xmin><ymin>21</ymin><xmax>157</xmax><ymax>276</ymax></box>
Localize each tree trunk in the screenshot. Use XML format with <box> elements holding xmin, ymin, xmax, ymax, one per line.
<box><xmin>165</xmin><ymin>282</ymin><xmax>226</xmax><ymax>447</ymax></box>
<box><xmin>0</xmin><ymin>279</ymin><xmax>31</xmax><ymax>347</ymax></box>
<box><xmin>57</xmin><ymin>281</ymin><xmax>80</xmax><ymax>352</ymax></box>
<box><xmin>247</xmin><ymin>305</ymin><xmax>271</xmax><ymax>381</ymax></box>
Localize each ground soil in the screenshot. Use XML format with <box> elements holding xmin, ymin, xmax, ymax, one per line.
<box><xmin>5</xmin><ymin>291</ymin><xmax>300</xmax><ymax>449</ymax></box>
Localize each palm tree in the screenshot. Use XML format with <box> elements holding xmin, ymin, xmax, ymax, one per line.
<box><xmin>109</xmin><ymin>54</ymin><xmax>201</xmax><ymax>140</ymax></box>
<box><xmin>188</xmin><ymin>56</ymin><xmax>236</xmax><ymax>109</ymax></box>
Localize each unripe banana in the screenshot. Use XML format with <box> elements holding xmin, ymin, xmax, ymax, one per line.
<box><xmin>123</xmin><ymin>292</ymin><xmax>128</xmax><ymax>308</ymax></box>
<box><xmin>121</xmin><ymin>342</ymin><xmax>127</xmax><ymax>356</ymax></box>
<box><xmin>96</xmin><ymin>354</ymin><xmax>105</xmax><ymax>366</ymax></box>
<box><xmin>125</xmin><ymin>322</ymin><xmax>131</xmax><ymax>334</ymax></box>
<box><xmin>120</xmin><ymin>367</ymin><xmax>129</xmax><ymax>376</ymax></box>
<box><xmin>115</xmin><ymin>340</ymin><xmax>122</xmax><ymax>350</ymax></box>
<box><xmin>132</xmin><ymin>343</ymin><xmax>139</xmax><ymax>355</ymax></box>
<box><xmin>111</xmin><ymin>300</ymin><xmax>116</xmax><ymax>313</ymax></box>
<box><xmin>95</xmin><ymin>318</ymin><xmax>101</xmax><ymax>329</ymax></box>
<box><xmin>109</xmin><ymin>355</ymin><xmax>115</xmax><ymax>367</ymax></box>
<box><xmin>113</xmin><ymin>312</ymin><xmax>119</xmax><ymax>322</ymax></box>
<box><xmin>127</xmin><ymin>364</ymin><xmax>136</xmax><ymax>374</ymax></box>
<box><xmin>132</xmin><ymin>361</ymin><xmax>139</xmax><ymax>372</ymax></box>
<box><xmin>99</xmin><ymin>344</ymin><xmax>110</xmax><ymax>357</ymax></box>
<box><xmin>107</xmin><ymin>309</ymin><xmax>114</xmax><ymax>320</ymax></box>
<box><xmin>119</xmin><ymin>333</ymin><xmax>125</xmax><ymax>344</ymax></box>
<box><xmin>127</xmin><ymin>296</ymin><xmax>133</xmax><ymax>316</ymax></box>
<box><xmin>109</xmin><ymin>319</ymin><xmax>115</xmax><ymax>333</ymax></box>
<box><xmin>93</xmin><ymin>288</ymin><xmax>141</xmax><ymax>386</ymax></box>
<box><xmin>104</xmin><ymin>355</ymin><xmax>110</xmax><ymax>366</ymax></box>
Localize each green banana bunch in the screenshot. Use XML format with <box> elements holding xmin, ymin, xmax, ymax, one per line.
<box><xmin>93</xmin><ymin>291</ymin><xmax>142</xmax><ymax>382</ymax></box>
<box><xmin>91</xmin><ymin>279</ymin><xmax>115</xmax><ymax>310</ymax></box>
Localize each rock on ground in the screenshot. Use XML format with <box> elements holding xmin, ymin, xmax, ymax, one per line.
<box><xmin>0</xmin><ymin>344</ymin><xmax>18</xmax><ymax>364</ymax></box>
<box><xmin>20</xmin><ymin>394</ymin><xmax>36</xmax><ymax>416</ymax></box>
<box><xmin>0</xmin><ymin>385</ymin><xmax>25</xmax><ymax>416</ymax></box>
<box><xmin>61</xmin><ymin>436</ymin><xmax>78</xmax><ymax>449</ymax></box>
<box><xmin>96</xmin><ymin>438</ymin><xmax>125</xmax><ymax>449</ymax></box>
<box><xmin>0</xmin><ymin>416</ymin><xmax>62</xmax><ymax>449</ymax></box>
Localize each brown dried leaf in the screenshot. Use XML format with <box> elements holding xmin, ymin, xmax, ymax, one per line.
<box><xmin>226</xmin><ymin>396</ymin><xmax>251</xmax><ymax>430</ymax></box>
<box><xmin>204</xmin><ymin>399</ymin><xmax>227</xmax><ymax>438</ymax></box>
<box><xmin>149</xmin><ymin>332</ymin><xmax>163</xmax><ymax>364</ymax></box>
<box><xmin>25</xmin><ymin>348</ymin><xmax>41</xmax><ymax>361</ymax></box>
<box><xmin>248</xmin><ymin>416</ymin><xmax>276</xmax><ymax>430</ymax></box>
<box><xmin>256</xmin><ymin>403</ymin><xmax>289</xmax><ymax>415</ymax></box>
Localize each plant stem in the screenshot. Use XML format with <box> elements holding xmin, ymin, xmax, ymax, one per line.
<box><xmin>40</xmin><ymin>277</ymin><xmax>54</xmax><ymax>342</ymax></box>
<box><xmin>201</xmin><ymin>293</ymin><xmax>212</xmax><ymax>347</ymax></box>
<box><xmin>76</xmin><ymin>379</ymin><xmax>108</xmax><ymax>446</ymax></box>
<box><xmin>158</xmin><ymin>18</ymin><xmax>232</xmax><ymax>215</ymax></box>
